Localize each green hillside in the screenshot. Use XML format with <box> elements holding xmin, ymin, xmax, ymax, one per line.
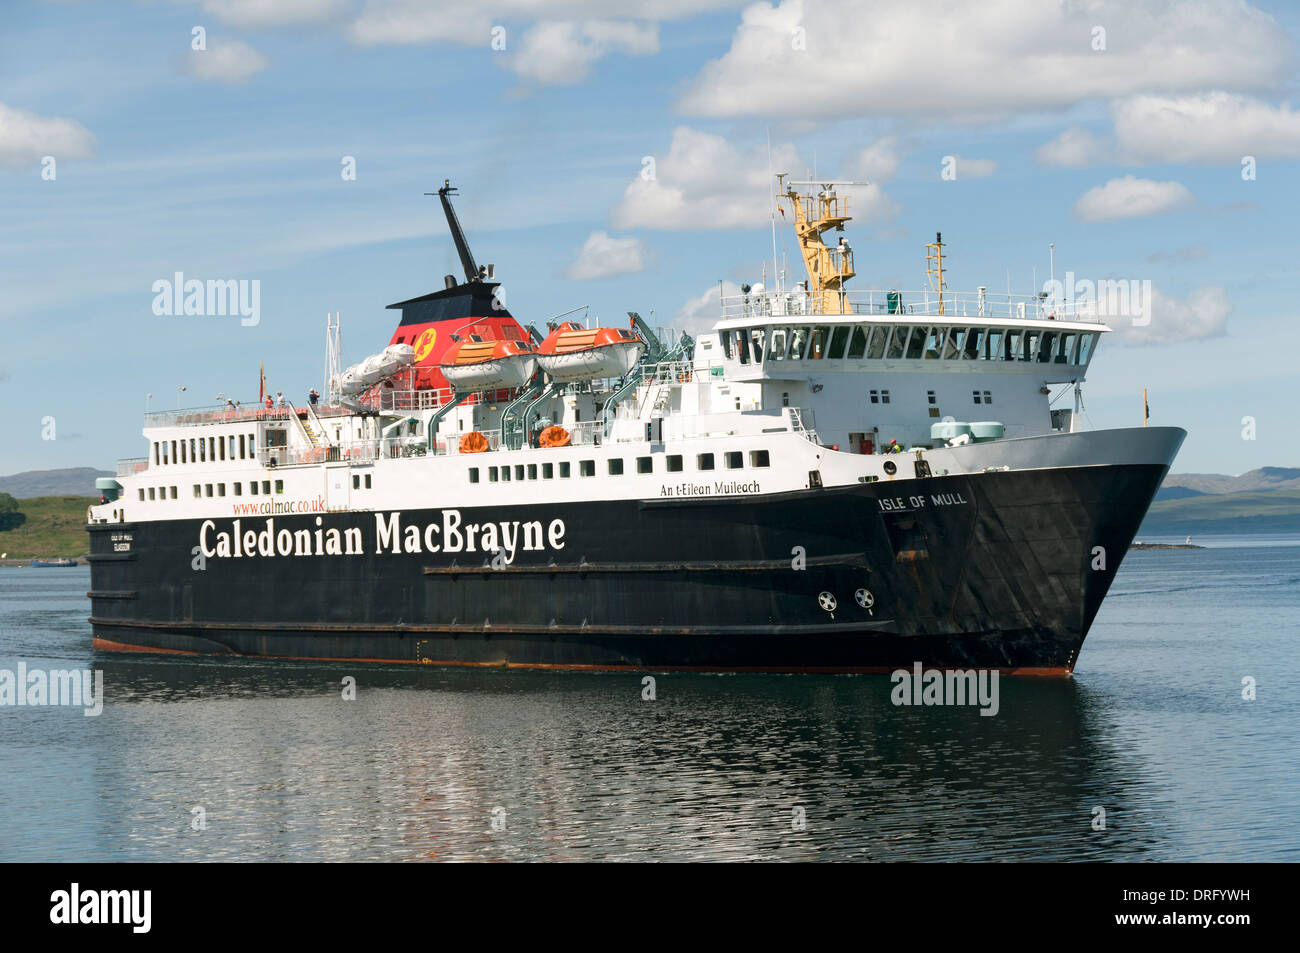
<box><xmin>0</xmin><ymin>496</ymin><xmax>96</xmax><ymax>560</ymax></box>
<box><xmin>1142</xmin><ymin>488</ymin><xmax>1300</xmax><ymax>533</ymax></box>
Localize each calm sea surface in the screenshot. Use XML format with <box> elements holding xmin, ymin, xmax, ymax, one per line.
<box><xmin>1</xmin><ymin>535</ymin><xmax>1296</xmax><ymax>862</ymax></box>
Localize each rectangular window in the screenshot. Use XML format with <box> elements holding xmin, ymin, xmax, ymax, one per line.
<box><xmin>750</xmin><ymin>450</ymin><xmax>770</xmax><ymax>468</ymax></box>
<box><xmin>199</xmin><ymin>440</ymin><xmax>206</xmax><ymax>463</ymax></box>
<box><xmin>559</xmin><ymin>461</ymin><xmax>571</xmax><ymax>478</ymax></box>
<box><xmin>249</xmin><ymin>481</ymin><xmax>258</xmax><ymax>495</ymax></box>
<box><xmin>973</xmin><ymin>390</ymin><xmax>982</xmax><ymax>404</ymax></box>
<box><xmin>869</xmin><ymin>389</ymin><xmax>879</xmax><ymax>404</ymax></box>
<box><xmin>353</xmin><ymin>475</ymin><xmax>360</xmax><ymax>489</ymax></box>
<box><xmin>238</xmin><ymin>434</ymin><xmax>245</xmax><ymax>459</ymax></box>
<box><xmin>725</xmin><ymin>451</ymin><xmax>743</xmax><ymax>469</ymax></box>
<box><xmin>866</xmin><ymin>325</ymin><xmax>888</xmax><ymax>359</ymax></box>
<box><xmin>219</xmin><ymin>438</ymin><xmax>226</xmax><ymax>461</ymax></box>
<box><xmin>983</xmin><ymin>391</ymin><xmax>993</xmax><ymax>404</ymax></box>
<box><xmin>847</xmin><ymin>325</ymin><xmax>868</xmax><ymax>359</ymax></box>
<box><xmin>514</xmin><ymin>465</ymin><xmax>525</xmax><ymax>481</ymax></box>
<box><xmin>697</xmin><ymin>453</ymin><xmax>715</xmax><ymax>471</ymax></box>
<box><xmin>501</xmin><ymin>465</ymin><xmax>511</xmax><ymax>481</ymax></box>
<box><xmin>214</xmin><ymin>483</ymin><xmax>223</xmax><ymax>497</ymax></box>
<box><xmin>275</xmin><ymin>480</ymin><xmax>284</xmax><ymax>494</ymax></box>
<box><xmin>608</xmin><ymin>458</ymin><xmax>624</xmax><ymax>475</ymax></box>
<box><xmin>170</xmin><ymin>486</ymin><xmax>177</xmax><ymax>500</ymax></box>
<box><xmin>193</xmin><ymin>485</ymin><xmax>201</xmax><ymax>498</ymax></box>
<box><xmin>905</xmin><ymin>326</ymin><xmax>927</xmax><ymax>359</ymax></box>
<box><xmin>1058</xmin><ymin>331</ymin><xmax>1076</xmax><ymax>364</ymax></box>
<box><xmin>234</xmin><ymin>482</ymin><xmax>242</xmax><ymax>496</ymax></box>
<box><xmin>147</xmin><ymin>487</ymin><xmax>154</xmax><ymax>500</ymax></box>
<box><xmin>881</xmin><ymin>390</ymin><xmax>891</xmax><ymax>404</ymax></box>
<box><xmin>171</xmin><ymin>440</ymin><xmax>178</xmax><ymax>464</ymax></box>
<box><xmin>667</xmin><ymin>455</ymin><xmax>683</xmax><ymax>472</ymax></box>
<box><xmin>229</xmin><ymin>436</ymin><xmax>235</xmax><ymax>459</ymax></box>
<box><xmin>528</xmin><ymin>464</ymin><xmax>538</xmax><ymax>480</ymax></box>
<box><xmin>262</xmin><ymin>480</ymin><xmax>270</xmax><ymax>495</ymax></box>
<box><xmin>580</xmin><ymin>460</ymin><xmax>595</xmax><ymax>477</ymax></box>
<box><xmin>364</xmin><ymin>475</ymin><xmax>371</xmax><ymax>489</ymax></box>
<box><xmin>204</xmin><ymin>484</ymin><xmax>213</xmax><ymax>498</ymax></box>
<box><xmin>944</xmin><ymin>328</ymin><xmax>964</xmax><ymax>359</ymax></box>
<box><xmin>885</xmin><ymin>326</ymin><xmax>908</xmax><ymax>359</ymax></box>
<box><xmin>543</xmin><ymin>463</ymin><xmax>554</xmax><ymax>479</ymax></box>
<box><xmin>828</xmin><ymin>325</ymin><xmax>850</xmax><ymax>359</ymax></box>
<box><xmin>469</xmin><ymin>468</ymin><xmax>480</xmax><ymax>484</ymax></box>
<box><xmin>1077</xmin><ymin>332</ymin><xmax>1096</xmax><ymax>365</ymax></box>
<box><xmin>964</xmin><ymin>328</ymin><xmax>984</xmax><ymax>359</ymax></box>
<box><xmin>636</xmin><ymin>456</ymin><xmax>653</xmax><ymax>474</ymax></box>
<box><xmin>923</xmin><ymin>326</ymin><xmax>944</xmax><ymax>358</ymax></box>
<box><xmin>209</xmin><ymin>437</ymin><xmax>216</xmax><ymax>461</ymax></box>
<box><xmin>927</xmin><ymin>390</ymin><xmax>936</xmax><ymax>405</ymax></box>
<box><xmin>488</xmin><ymin>466</ymin><xmax>498</xmax><ymax>483</ymax></box>
<box><xmin>769</xmin><ymin>327</ymin><xmax>788</xmax><ymax>361</ymax></box>
<box><xmin>153</xmin><ymin>443</ymin><xmax>159</xmax><ymax>465</ymax></box>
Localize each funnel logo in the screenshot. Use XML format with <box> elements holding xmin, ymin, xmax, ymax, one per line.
<box><xmin>414</xmin><ymin>328</ymin><xmax>437</xmax><ymax>362</ymax></box>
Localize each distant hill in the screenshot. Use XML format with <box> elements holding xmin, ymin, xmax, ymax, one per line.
<box><xmin>1162</xmin><ymin>466</ymin><xmax>1300</xmax><ymax>496</ymax></box>
<box><xmin>0</xmin><ymin>467</ymin><xmax>110</xmax><ymax>498</ymax></box>
<box><xmin>1141</xmin><ymin>487</ymin><xmax>1300</xmax><ymax>535</ymax></box>
<box><xmin>1153</xmin><ymin>485</ymin><xmax>1207</xmax><ymax>502</ymax></box>
<box><xmin>0</xmin><ymin>496</ymin><xmax>96</xmax><ymax>559</ymax></box>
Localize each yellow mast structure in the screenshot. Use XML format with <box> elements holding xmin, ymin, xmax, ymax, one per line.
<box><xmin>925</xmin><ymin>231</ymin><xmax>948</xmax><ymax>315</ymax></box>
<box><xmin>778</xmin><ymin>177</ymin><xmax>868</xmax><ymax>315</ymax></box>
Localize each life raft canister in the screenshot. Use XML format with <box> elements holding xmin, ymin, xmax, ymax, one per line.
<box><xmin>538</xmin><ymin>425</ymin><xmax>572</xmax><ymax>448</ymax></box>
<box><xmin>459</xmin><ymin>431</ymin><xmax>490</xmax><ymax>454</ymax></box>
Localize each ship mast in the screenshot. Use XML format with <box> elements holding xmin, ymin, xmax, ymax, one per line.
<box><xmin>777</xmin><ymin>177</ymin><xmax>867</xmax><ymax>315</ymax></box>
<box><xmin>428</xmin><ymin>179</ymin><xmax>481</xmax><ymax>285</ymax></box>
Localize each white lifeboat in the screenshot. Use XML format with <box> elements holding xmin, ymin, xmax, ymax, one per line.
<box><xmin>535</xmin><ymin>322</ymin><xmax>645</xmax><ymax>382</ymax></box>
<box><xmin>335</xmin><ymin>344</ymin><xmax>416</xmax><ymax>395</ymax></box>
<box><xmin>439</xmin><ymin>337</ymin><xmax>537</xmax><ymax>390</ymax></box>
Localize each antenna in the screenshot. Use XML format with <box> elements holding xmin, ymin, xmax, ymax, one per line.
<box><xmin>427</xmin><ymin>179</ymin><xmax>480</xmax><ymax>284</ymax></box>
<box><xmin>768</xmin><ymin>132</ymin><xmax>779</xmax><ymax>292</ymax></box>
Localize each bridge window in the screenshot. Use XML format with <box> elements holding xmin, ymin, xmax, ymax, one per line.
<box><xmin>1037</xmin><ymin>331</ymin><xmax>1056</xmax><ymax>363</ymax></box>
<box><xmin>1002</xmin><ymin>329</ymin><xmax>1020</xmax><ymax>361</ymax></box>
<box><xmin>905</xmin><ymin>326</ymin><xmax>926</xmax><ymax>359</ymax></box>
<box><xmin>944</xmin><ymin>328</ymin><xmax>964</xmax><ymax>359</ymax></box>
<box><xmin>769</xmin><ymin>327</ymin><xmax>788</xmax><ymax>361</ymax></box>
<box><xmin>749</xmin><ymin>328</ymin><xmax>766</xmax><ymax>362</ymax></box>
<box><xmin>923</xmin><ymin>327</ymin><xmax>944</xmax><ymax>358</ymax></box>
<box><xmin>885</xmin><ymin>326</ymin><xmax>908</xmax><ymax>359</ymax></box>
<box><xmin>750</xmin><ymin>450</ymin><xmax>770</xmax><ymax>467</ymax></box>
<box><xmin>790</xmin><ymin>327</ymin><xmax>809</xmax><ymax>359</ymax></box>
<box><xmin>847</xmin><ymin>325</ymin><xmax>868</xmax><ymax>359</ymax></box>
<box><xmin>1022</xmin><ymin>330</ymin><xmax>1040</xmax><ymax>361</ymax></box>
<box><xmin>964</xmin><ymin>328</ymin><xmax>984</xmax><ymax>359</ymax></box>
<box><xmin>736</xmin><ymin>329</ymin><xmax>751</xmax><ymax>364</ymax></box>
<box><xmin>697</xmin><ymin>453</ymin><xmax>715</xmax><ymax>471</ymax></box>
<box><xmin>666</xmin><ymin>455</ymin><xmax>683</xmax><ymax>472</ymax></box>
<box><xmin>1077</xmin><ymin>332</ymin><xmax>1097</xmax><ymax>364</ymax></box>
<box><xmin>720</xmin><ymin>331</ymin><xmax>732</xmax><ymax>359</ymax></box>
<box><xmin>725</xmin><ymin>451</ymin><xmax>743</xmax><ymax>469</ymax></box>
<box><xmin>1058</xmin><ymin>332</ymin><xmax>1076</xmax><ymax>364</ymax></box>
<box><xmin>865</xmin><ymin>325</ymin><xmax>888</xmax><ymax>359</ymax></box>
<box><xmin>828</xmin><ymin>325</ymin><xmax>850</xmax><ymax>359</ymax></box>
<box><xmin>809</xmin><ymin>326</ymin><xmax>831</xmax><ymax>359</ymax></box>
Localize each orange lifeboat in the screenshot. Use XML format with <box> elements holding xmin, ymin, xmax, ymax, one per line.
<box><xmin>439</xmin><ymin>336</ymin><xmax>537</xmax><ymax>390</ymax></box>
<box><xmin>535</xmin><ymin>321</ymin><xmax>646</xmax><ymax>382</ymax></box>
<box><xmin>458</xmin><ymin>431</ymin><xmax>490</xmax><ymax>454</ymax></box>
<box><xmin>538</xmin><ymin>425</ymin><xmax>571</xmax><ymax>448</ymax></box>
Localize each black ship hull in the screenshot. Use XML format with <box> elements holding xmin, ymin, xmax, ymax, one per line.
<box><xmin>88</xmin><ymin>461</ymin><xmax>1169</xmax><ymax>674</ymax></box>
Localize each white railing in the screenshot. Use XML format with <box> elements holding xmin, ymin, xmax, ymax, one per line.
<box><xmin>145</xmin><ymin>404</ymin><xmax>309</xmax><ymax>428</ymax></box>
<box><xmin>116</xmin><ymin>457</ymin><xmax>148</xmax><ymax>477</ymax></box>
<box><xmin>720</xmin><ymin>289</ymin><xmax>1101</xmax><ymax>323</ymax></box>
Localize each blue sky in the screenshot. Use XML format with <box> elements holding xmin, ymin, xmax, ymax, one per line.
<box><xmin>2</xmin><ymin>0</ymin><xmax>1299</xmax><ymax>476</ymax></box>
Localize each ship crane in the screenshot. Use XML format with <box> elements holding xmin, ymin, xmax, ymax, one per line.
<box><xmin>777</xmin><ymin>176</ymin><xmax>869</xmax><ymax>315</ymax></box>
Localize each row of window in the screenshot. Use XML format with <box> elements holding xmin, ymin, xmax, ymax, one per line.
<box><xmin>469</xmin><ymin>450</ymin><xmax>772</xmax><ymax>483</ymax></box>
<box><xmin>139</xmin><ymin>479</ymin><xmax>287</xmax><ymax>502</ymax></box>
<box><xmin>724</xmin><ymin>325</ymin><xmax>1098</xmax><ymax>366</ymax></box>
<box><xmin>152</xmin><ymin>433</ymin><xmax>258</xmax><ymax>466</ymax></box>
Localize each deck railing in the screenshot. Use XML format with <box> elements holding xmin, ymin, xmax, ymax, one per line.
<box><xmin>720</xmin><ymin>289</ymin><xmax>1102</xmax><ymax>323</ymax></box>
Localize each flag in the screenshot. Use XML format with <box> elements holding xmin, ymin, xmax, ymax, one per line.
<box><xmin>259</xmin><ymin>361</ymin><xmax>265</xmax><ymax>402</ymax></box>
<box><xmin>1144</xmin><ymin>389</ymin><xmax>1150</xmax><ymax>423</ymax></box>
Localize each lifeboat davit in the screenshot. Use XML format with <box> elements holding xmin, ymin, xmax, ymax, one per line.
<box><xmin>438</xmin><ymin>337</ymin><xmax>537</xmax><ymax>391</ymax></box>
<box><xmin>535</xmin><ymin>322</ymin><xmax>645</xmax><ymax>382</ymax></box>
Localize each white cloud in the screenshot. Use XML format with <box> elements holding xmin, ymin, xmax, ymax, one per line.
<box><xmin>613</xmin><ymin>127</ymin><xmax>804</xmax><ymax>230</ymax></box>
<box><xmin>679</xmin><ymin>0</ymin><xmax>1292</xmax><ymax>119</ymax></box>
<box><xmin>1116</xmin><ymin>286</ymin><xmax>1231</xmax><ymax>346</ymax></box>
<box><xmin>1036</xmin><ymin>127</ymin><xmax>1108</xmax><ymax>167</ymax></box>
<box><xmin>0</xmin><ymin>102</ymin><xmax>96</xmax><ymax>170</ymax></box>
<box><xmin>200</xmin><ymin>0</ymin><xmax>349</xmax><ymax>29</ymax></box>
<box><xmin>673</xmin><ymin>281</ymin><xmax>741</xmax><ymax>336</ymax></box>
<box><xmin>348</xmin><ymin>0</ymin><xmax>491</xmax><ymax>45</ymax></box>
<box><xmin>842</xmin><ymin>136</ymin><xmax>902</xmax><ymax>183</ymax></box>
<box><xmin>186</xmin><ymin>40</ymin><xmax>270</xmax><ymax>84</ymax></box>
<box><xmin>562</xmin><ymin>230</ymin><xmax>648</xmax><ymax>279</ymax></box>
<box><xmin>1073</xmin><ymin>176</ymin><xmax>1194</xmax><ymax>223</ymax></box>
<box><xmin>512</xmin><ymin>20</ymin><xmax>658</xmax><ymax>86</ymax></box>
<box><xmin>946</xmin><ymin>155</ymin><xmax>996</xmax><ymax>179</ymax></box>
<box><xmin>1112</xmin><ymin>93</ymin><xmax>1300</xmax><ymax>164</ymax></box>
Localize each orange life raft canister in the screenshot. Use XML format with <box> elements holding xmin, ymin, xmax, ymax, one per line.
<box><xmin>538</xmin><ymin>425</ymin><xmax>572</xmax><ymax>448</ymax></box>
<box><xmin>459</xmin><ymin>431</ymin><xmax>490</xmax><ymax>454</ymax></box>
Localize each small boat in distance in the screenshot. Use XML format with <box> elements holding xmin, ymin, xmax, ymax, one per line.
<box><xmin>439</xmin><ymin>336</ymin><xmax>538</xmax><ymax>391</ymax></box>
<box><xmin>31</xmin><ymin>557</ymin><xmax>78</xmax><ymax>567</ymax></box>
<box><xmin>535</xmin><ymin>321</ymin><xmax>645</xmax><ymax>381</ymax></box>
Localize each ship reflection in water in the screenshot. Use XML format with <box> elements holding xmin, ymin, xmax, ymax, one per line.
<box><xmin>1</xmin><ymin>546</ymin><xmax>1294</xmax><ymax>862</ymax></box>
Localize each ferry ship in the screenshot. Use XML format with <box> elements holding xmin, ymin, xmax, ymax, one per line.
<box><xmin>87</xmin><ymin>179</ymin><xmax>1184</xmax><ymax>674</ymax></box>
